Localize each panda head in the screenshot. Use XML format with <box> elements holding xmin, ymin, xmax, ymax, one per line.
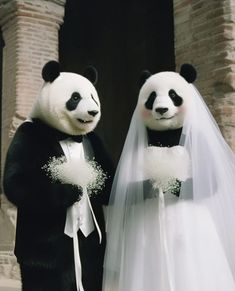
<box><xmin>137</xmin><ymin>64</ymin><xmax>197</xmax><ymax>131</ymax></box>
<box><xmin>30</xmin><ymin>60</ymin><xmax>101</xmax><ymax>135</ymax></box>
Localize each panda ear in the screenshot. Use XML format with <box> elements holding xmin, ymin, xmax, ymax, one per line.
<box><xmin>83</xmin><ymin>66</ymin><xmax>98</xmax><ymax>85</ymax></box>
<box><xmin>42</xmin><ymin>61</ymin><xmax>60</xmax><ymax>82</ymax></box>
<box><xmin>138</xmin><ymin>70</ymin><xmax>152</xmax><ymax>89</ymax></box>
<box><xmin>180</xmin><ymin>64</ymin><xmax>197</xmax><ymax>83</ymax></box>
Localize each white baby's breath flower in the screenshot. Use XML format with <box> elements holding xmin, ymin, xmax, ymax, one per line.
<box><xmin>144</xmin><ymin>146</ymin><xmax>191</xmax><ymax>192</ymax></box>
<box><xmin>43</xmin><ymin>156</ymin><xmax>107</xmax><ymax>195</ymax></box>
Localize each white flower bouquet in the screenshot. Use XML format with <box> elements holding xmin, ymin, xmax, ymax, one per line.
<box><xmin>43</xmin><ymin>156</ymin><xmax>107</xmax><ymax>195</ymax></box>
<box><xmin>144</xmin><ymin>145</ymin><xmax>191</xmax><ymax>192</ymax></box>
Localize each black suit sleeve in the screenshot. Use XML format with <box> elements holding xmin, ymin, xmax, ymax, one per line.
<box><xmin>3</xmin><ymin>122</ymin><xmax>81</xmax><ymax>213</ymax></box>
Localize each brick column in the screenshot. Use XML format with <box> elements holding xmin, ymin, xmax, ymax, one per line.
<box><xmin>0</xmin><ymin>0</ymin><xmax>66</xmax><ymax>282</ymax></box>
<box><xmin>174</xmin><ymin>0</ymin><xmax>235</xmax><ymax>151</ymax></box>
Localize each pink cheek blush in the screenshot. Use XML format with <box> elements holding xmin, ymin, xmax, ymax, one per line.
<box><xmin>141</xmin><ymin>108</ymin><xmax>152</xmax><ymax>119</ymax></box>
<box><xmin>178</xmin><ymin>106</ymin><xmax>186</xmax><ymax>113</ymax></box>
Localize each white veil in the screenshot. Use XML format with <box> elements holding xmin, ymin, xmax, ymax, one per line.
<box><xmin>103</xmin><ymin>83</ymin><xmax>235</xmax><ymax>291</ymax></box>
<box><xmin>181</xmin><ymin>85</ymin><xmax>235</xmax><ymax>269</ymax></box>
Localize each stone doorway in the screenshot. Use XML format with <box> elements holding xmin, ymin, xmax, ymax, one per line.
<box><xmin>59</xmin><ymin>0</ymin><xmax>175</xmax><ymax>164</ymax></box>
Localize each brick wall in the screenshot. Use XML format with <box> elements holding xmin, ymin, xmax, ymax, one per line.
<box><xmin>0</xmin><ymin>0</ymin><xmax>66</xmax><ymax>166</ymax></box>
<box><xmin>0</xmin><ymin>0</ymin><xmax>66</xmax><ymax>282</ymax></box>
<box><xmin>174</xmin><ymin>0</ymin><xmax>235</xmax><ymax>151</ymax></box>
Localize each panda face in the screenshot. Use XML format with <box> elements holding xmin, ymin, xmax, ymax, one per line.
<box><xmin>137</xmin><ymin>72</ymin><xmax>192</xmax><ymax>131</ymax></box>
<box><xmin>32</xmin><ymin>72</ymin><xmax>101</xmax><ymax>135</ymax></box>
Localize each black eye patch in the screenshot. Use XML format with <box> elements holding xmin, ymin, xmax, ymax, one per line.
<box><xmin>66</xmin><ymin>92</ymin><xmax>82</xmax><ymax>111</ymax></box>
<box><xmin>145</xmin><ymin>91</ymin><xmax>157</xmax><ymax>110</ymax></box>
<box><xmin>168</xmin><ymin>89</ymin><xmax>183</xmax><ymax>106</ymax></box>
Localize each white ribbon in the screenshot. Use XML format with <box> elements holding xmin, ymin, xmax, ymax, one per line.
<box><xmin>72</xmin><ymin>228</ymin><xmax>84</xmax><ymax>291</ymax></box>
<box><xmin>158</xmin><ymin>188</ymin><xmax>175</xmax><ymax>291</ymax></box>
<box><xmin>64</xmin><ymin>187</ymin><xmax>102</xmax><ymax>291</ymax></box>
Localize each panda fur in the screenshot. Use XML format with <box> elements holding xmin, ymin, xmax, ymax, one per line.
<box><xmin>137</xmin><ymin>64</ymin><xmax>197</xmax><ymax>196</ymax></box>
<box><xmin>31</xmin><ymin>61</ymin><xmax>101</xmax><ymax>136</ymax></box>
<box><xmin>3</xmin><ymin>61</ymin><xmax>114</xmax><ymax>291</ymax></box>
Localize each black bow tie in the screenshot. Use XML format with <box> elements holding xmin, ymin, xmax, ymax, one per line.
<box><xmin>55</xmin><ymin>130</ymin><xmax>83</xmax><ymax>143</ymax></box>
<box><xmin>69</xmin><ymin>135</ymin><xmax>83</xmax><ymax>143</ymax></box>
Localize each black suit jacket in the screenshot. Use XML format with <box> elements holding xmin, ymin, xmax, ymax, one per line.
<box><xmin>3</xmin><ymin>119</ymin><xmax>114</xmax><ymax>269</ymax></box>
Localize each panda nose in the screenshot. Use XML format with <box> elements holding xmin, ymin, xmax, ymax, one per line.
<box><xmin>155</xmin><ymin>107</ymin><xmax>168</xmax><ymax>115</ymax></box>
<box><xmin>88</xmin><ymin>110</ymin><xmax>99</xmax><ymax>117</ymax></box>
